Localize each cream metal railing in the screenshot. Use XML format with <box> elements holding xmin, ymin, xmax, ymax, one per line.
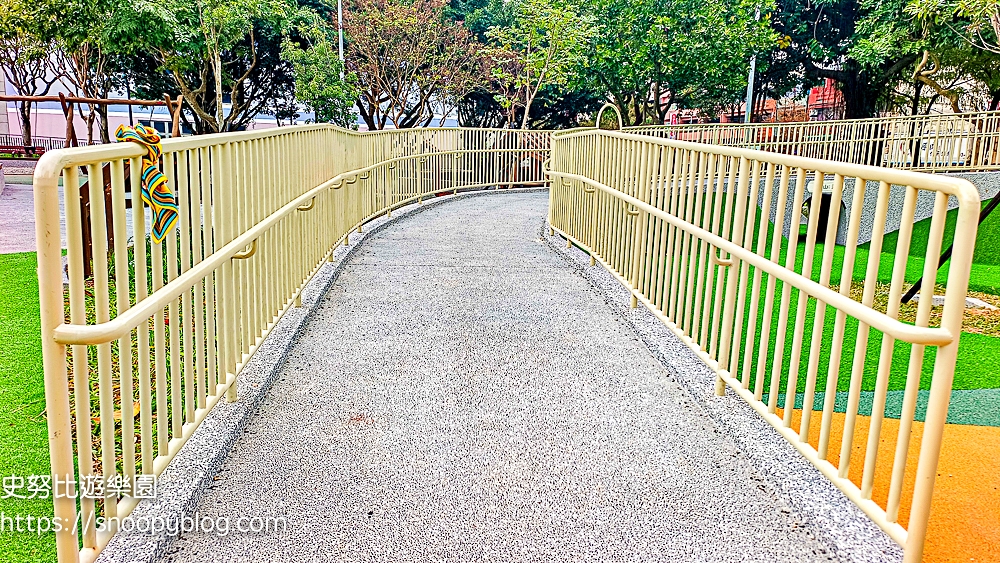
<box><xmin>627</xmin><ymin>111</ymin><xmax>1000</xmax><ymax>172</ymax></box>
<box><xmin>35</xmin><ymin>120</ymin><xmax>980</xmax><ymax>563</ymax></box>
<box><xmin>546</xmin><ymin>128</ymin><xmax>979</xmax><ymax>562</ymax></box>
<box><xmin>33</xmin><ymin>125</ymin><xmax>548</xmax><ymax>563</ymax></box>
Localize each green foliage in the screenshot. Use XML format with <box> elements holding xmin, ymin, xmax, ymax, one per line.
<box><xmin>0</xmin><ymin>0</ymin><xmax>61</xmax><ymax>144</ymax></box>
<box><xmin>486</xmin><ymin>0</ymin><xmax>597</xmax><ymax>128</ymax></box>
<box><xmin>896</xmin><ymin>0</ymin><xmax>1000</xmax><ymax>110</ymax></box>
<box><xmin>132</xmin><ymin>0</ymin><xmax>292</xmax><ymax>65</ymax></box>
<box><xmin>767</xmin><ymin>0</ymin><xmax>999</xmax><ymax>117</ymax></box>
<box><xmin>282</xmin><ymin>37</ymin><xmax>358</xmax><ymax>128</ymax></box>
<box><xmin>116</xmin><ymin>0</ymin><xmax>298</xmax><ymax>132</ymax></box>
<box><xmin>580</xmin><ymin>0</ymin><xmax>776</xmax><ymax>124</ymax></box>
<box><xmin>770</xmin><ymin>0</ymin><xmax>929</xmax><ymax>118</ymax></box>
<box><xmin>907</xmin><ymin>0</ymin><xmax>1000</xmax><ymax>53</ymax></box>
<box><xmin>851</xmin><ymin>0</ymin><xmax>926</xmax><ymax>66</ymax></box>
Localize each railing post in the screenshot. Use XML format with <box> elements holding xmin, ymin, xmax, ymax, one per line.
<box><xmin>34</xmin><ymin>167</ymin><xmax>82</xmax><ymax>563</ymax></box>
<box><xmin>901</xmin><ymin>188</ymin><xmax>977</xmax><ymax>562</ymax></box>
<box><xmin>628</xmin><ymin>142</ymin><xmax>652</xmax><ymax>307</ymax></box>
<box><xmin>221</xmin><ymin>142</ymin><xmax>239</xmax><ymax>403</ymax></box>
<box><xmin>715</xmin><ymin>155</ymin><xmax>751</xmax><ymax>396</ymax></box>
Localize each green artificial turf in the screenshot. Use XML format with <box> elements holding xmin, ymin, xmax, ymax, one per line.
<box><xmin>882</xmin><ymin>196</ymin><xmax>1000</xmax><ymax>267</ymax></box>
<box><xmin>734</xmin><ymin>287</ymin><xmax>1000</xmax><ymax>397</ymax></box>
<box><xmin>689</xmin><ymin>194</ymin><xmax>1000</xmax><ymax>403</ymax></box>
<box><xmin>0</xmin><ymin>252</ymin><xmax>57</xmax><ymax>562</ymax></box>
<box><xmin>787</xmin><ymin>204</ymin><xmax>1000</xmax><ymax>295</ymax></box>
<box><xmin>866</xmin><ymin>198</ymin><xmax>1000</xmax><ymax>294</ymax></box>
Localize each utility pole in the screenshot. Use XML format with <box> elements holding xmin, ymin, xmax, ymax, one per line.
<box><xmin>744</xmin><ymin>56</ymin><xmax>757</xmax><ymax>123</ymax></box>
<box><xmin>338</xmin><ymin>0</ymin><xmax>345</xmax><ymax>80</ymax></box>
<box><xmin>743</xmin><ymin>7</ymin><xmax>761</xmax><ymax>123</ymax></box>
<box><xmin>126</xmin><ymin>82</ymin><xmax>135</xmax><ymax>126</ymax></box>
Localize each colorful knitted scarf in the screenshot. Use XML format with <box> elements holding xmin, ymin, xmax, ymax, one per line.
<box><xmin>115</xmin><ymin>124</ymin><xmax>178</xmax><ymax>244</ymax></box>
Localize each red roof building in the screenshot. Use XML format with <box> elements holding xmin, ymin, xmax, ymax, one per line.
<box><xmin>806</xmin><ymin>78</ymin><xmax>844</xmax><ymax>121</ymax></box>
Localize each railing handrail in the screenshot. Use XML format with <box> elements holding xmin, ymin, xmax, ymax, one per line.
<box><xmin>33</xmin><ymin>121</ymin><xmax>981</xmax><ymax>563</ymax></box>
<box><xmin>33</xmin><ymin>124</ymin><xmax>552</xmax><ymax>177</ymax></box>
<box><xmin>545</xmin><ymin>168</ymin><xmax>955</xmax><ymax>346</ymax></box>
<box><xmin>619</xmin><ymin>111</ymin><xmax>1000</xmax><ymax>173</ymax></box>
<box><xmin>547</xmin><ymin>127</ymin><xmax>979</xmax><ymax>562</ymax></box>
<box><xmin>35</xmin><ymin>123</ymin><xmax>553</xmax><ymax>563</ymax></box>
<box><xmin>46</xmin><ymin>145</ymin><xmax>542</xmax><ymax>347</ymax></box>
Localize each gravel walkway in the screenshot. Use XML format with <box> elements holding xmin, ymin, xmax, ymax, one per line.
<box><xmin>0</xmin><ymin>181</ymin><xmax>58</xmax><ymax>254</ymax></box>
<box><xmin>163</xmin><ymin>191</ymin><xmax>843</xmax><ymax>563</ymax></box>
<box><xmin>1</xmin><ymin>179</ymin><xmax>150</xmax><ymax>260</ymax></box>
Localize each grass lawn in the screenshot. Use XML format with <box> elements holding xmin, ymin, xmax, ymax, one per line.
<box><xmin>0</xmin><ymin>252</ymin><xmax>57</xmax><ymax>561</ymax></box>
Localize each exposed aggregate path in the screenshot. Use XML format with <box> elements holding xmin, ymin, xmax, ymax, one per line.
<box><xmin>164</xmin><ymin>191</ymin><xmax>845</xmax><ymax>563</ymax></box>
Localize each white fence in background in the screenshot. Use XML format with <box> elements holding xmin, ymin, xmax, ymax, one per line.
<box><xmin>627</xmin><ymin>111</ymin><xmax>1000</xmax><ymax>172</ymax></box>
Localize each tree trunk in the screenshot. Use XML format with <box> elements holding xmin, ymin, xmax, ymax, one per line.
<box><xmin>834</xmin><ymin>57</ymin><xmax>917</xmax><ymax>120</ymax></box>
<box><xmin>97</xmin><ymin>105</ymin><xmax>111</xmax><ymax>143</ymax></box>
<box><xmin>19</xmin><ymin>101</ymin><xmax>32</xmax><ymax>146</ymax></box>
<box><xmin>214</xmin><ymin>52</ymin><xmax>224</xmax><ymax>133</ymax></box>
<box><xmin>355</xmin><ymin>97</ymin><xmax>378</xmax><ymax>130</ymax></box>
<box><xmin>838</xmin><ymin>72</ymin><xmax>873</xmax><ymax>119</ymax></box>
<box><xmin>85</xmin><ymin>104</ymin><xmax>98</xmax><ymax>144</ymax></box>
<box><xmin>910</xmin><ymin>81</ymin><xmax>923</xmax><ymax>116</ymax></box>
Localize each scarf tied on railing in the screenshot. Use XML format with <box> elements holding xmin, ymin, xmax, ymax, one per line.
<box><xmin>115</xmin><ymin>124</ymin><xmax>178</xmax><ymax>244</ymax></box>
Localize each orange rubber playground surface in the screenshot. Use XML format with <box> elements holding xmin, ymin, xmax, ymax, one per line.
<box><xmin>777</xmin><ymin>411</ymin><xmax>1000</xmax><ymax>562</ymax></box>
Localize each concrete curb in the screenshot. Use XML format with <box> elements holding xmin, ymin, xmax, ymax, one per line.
<box><xmin>541</xmin><ymin>226</ymin><xmax>904</xmax><ymax>563</ymax></box>
<box><xmin>96</xmin><ymin>187</ymin><xmax>546</xmax><ymax>563</ymax></box>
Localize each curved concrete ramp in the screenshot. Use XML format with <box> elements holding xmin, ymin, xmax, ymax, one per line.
<box><xmin>164</xmin><ymin>191</ymin><xmax>842</xmax><ymax>562</ymax></box>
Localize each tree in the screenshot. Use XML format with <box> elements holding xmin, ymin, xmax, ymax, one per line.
<box><xmin>456</xmin><ymin>90</ymin><xmax>508</xmax><ymax>127</ymax></box>
<box><xmin>282</xmin><ymin>36</ymin><xmax>358</xmax><ymax>127</ymax></box>
<box><xmin>345</xmin><ymin>0</ymin><xmax>488</xmax><ymax>129</ymax></box>
<box><xmin>960</xmin><ymin>47</ymin><xmax>1000</xmax><ymax>110</ymax></box>
<box><xmin>487</xmin><ymin>0</ymin><xmax>596</xmax><ymax>129</ymax></box>
<box><xmin>771</xmin><ymin>0</ymin><xmax>921</xmax><ymax>118</ymax></box>
<box><xmin>524</xmin><ymin>84</ymin><xmax>605</xmax><ymax>128</ymax></box>
<box><xmin>579</xmin><ymin>0</ymin><xmax>775</xmax><ymax>125</ymax></box>
<box><xmin>898</xmin><ymin>0</ymin><xmax>1000</xmax><ymax>111</ymax></box>
<box><xmin>118</xmin><ymin>0</ymin><xmax>296</xmax><ymax>133</ymax></box>
<box><xmin>445</xmin><ymin>0</ymin><xmax>601</xmax><ymax>128</ymax></box>
<box><xmin>907</xmin><ymin>0</ymin><xmax>1000</xmax><ymax>53</ymax></box>
<box><xmin>0</xmin><ymin>0</ymin><xmax>60</xmax><ymax>146</ymax></box>
<box><xmin>848</xmin><ymin>0</ymin><xmax>1000</xmax><ymax>114</ymax></box>
<box><xmin>745</xmin><ymin>46</ymin><xmax>804</xmax><ymax>123</ymax></box>
<box><xmin>48</xmin><ymin>0</ymin><xmax>124</xmax><ymax>143</ymax></box>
